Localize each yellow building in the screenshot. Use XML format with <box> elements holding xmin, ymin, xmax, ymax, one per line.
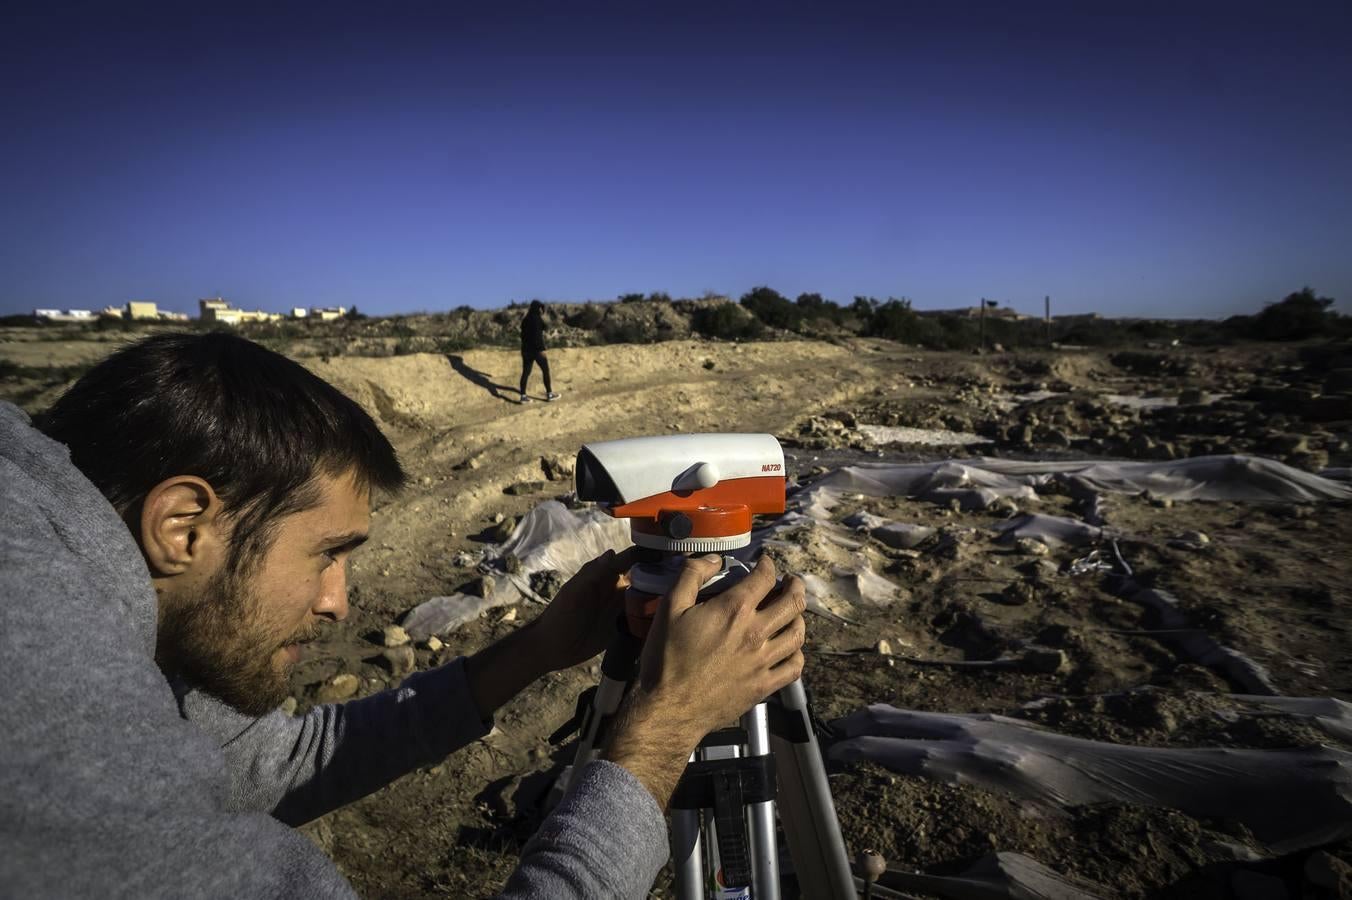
<box><xmin>126</xmin><ymin>301</ymin><xmax>159</xmax><ymax>320</ymax></box>
<box><xmin>199</xmin><ymin>297</ymin><xmax>281</xmax><ymax>324</ymax></box>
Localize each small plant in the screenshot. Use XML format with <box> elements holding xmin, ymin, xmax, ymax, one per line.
<box><xmin>598</xmin><ymin>319</ymin><xmax>654</xmax><ymax>344</ymax></box>
<box><xmin>565</xmin><ymin>305</ymin><xmax>605</xmax><ymax>329</ymax></box>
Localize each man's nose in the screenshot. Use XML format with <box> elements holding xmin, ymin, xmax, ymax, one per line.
<box><xmin>315</xmin><ymin>567</ymin><xmax>350</xmax><ymax>622</ymax></box>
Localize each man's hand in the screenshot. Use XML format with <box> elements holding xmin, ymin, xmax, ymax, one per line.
<box><xmin>525</xmin><ymin>547</ymin><xmax>637</xmax><ymax>673</ymax></box>
<box><xmin>466</xmin><ymin>547</ymin><xmax>635</xmax><ymax>721</ymax></box>
<box><xmin>604</xmin><ymin>554</ymin><xmax>807</xmax><ymax>809</ymax></box>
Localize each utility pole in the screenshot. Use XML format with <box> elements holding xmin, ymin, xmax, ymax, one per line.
<box><xmin>979</xmin><ymin>298</ymin><xmax>986</xmax><ymax>350</ymax></box>
<box><xmin>1045</xmin><ymin>295</ymin><xmax>1051</xmax><ymax>345</ymax></box>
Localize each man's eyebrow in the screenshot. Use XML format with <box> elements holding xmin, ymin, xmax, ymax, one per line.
<box><xmin>316</xmin><ymin>531</ymin><xmax>369</xmax><ymax>551</ymax></box>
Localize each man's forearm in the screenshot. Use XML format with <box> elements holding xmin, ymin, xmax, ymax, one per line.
<box><xmin>602</xmin><ymin>686</ymin><xmax>703</xmax><ymax>810</ymax></box>
<box><xmin>464</xmin><ymin>620</ymin><xmax>554</xmax><ymax>721</ymax></box>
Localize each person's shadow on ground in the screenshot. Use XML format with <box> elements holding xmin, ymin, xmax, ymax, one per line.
<box><xmin>447</xmin><ymin>355</ymin><xmax>519</xmax><ymax>403</ymax></box>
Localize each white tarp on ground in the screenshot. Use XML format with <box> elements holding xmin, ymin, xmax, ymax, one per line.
<box><xmin>829</xmin><ymin>705</ymin><xmax>1352</xmax><ymax>854</ymax></box>
<box><xmin>796</xmin><ymin>455</ymin><xmax>1352</xmax><ymax>517</ymax></box>
<box><xmin>993</xmin><ymin>513</ymin><xmax>1106</xmax><ymax>547</ymax></box>
<box><xmin>857</xmin><ymin>423</ymin><xmax>988</xmax><ymax>447</ymax></box>
<box><xmin>402</xmin><ymin>502</ymin><xmax>630</xmax><ymax>639</ymax></box>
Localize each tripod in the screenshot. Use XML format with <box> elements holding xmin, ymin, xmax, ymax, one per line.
<box><xmin>557</xmin><ymin>555</ymin><xmax>856</xmax><ymax>900</ymax></box>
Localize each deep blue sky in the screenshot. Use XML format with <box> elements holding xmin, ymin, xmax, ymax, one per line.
<box><xmin>2</xmin><ymin>2</ymin><xmax>1349</xmax><ymax>318</ymax></box>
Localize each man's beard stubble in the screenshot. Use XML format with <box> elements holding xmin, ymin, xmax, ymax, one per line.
<box><xmin>156</xmin><ymin>565</ymin><xmax>299</xmax><ymax>717</ymax></box>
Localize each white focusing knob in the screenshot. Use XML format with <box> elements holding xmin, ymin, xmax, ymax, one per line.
<box><xmin>673</xmin><ymin>461</ymin><xmax>720</xmax><ymax>492</ymax></box>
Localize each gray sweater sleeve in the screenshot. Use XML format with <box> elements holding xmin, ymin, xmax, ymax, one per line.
<box><xmin>499</xmin><ymin>760</ymin><xmax>671</xmax><ymax>899</ymax></box>
<box><xmin>185</xmin><ymin>662</ymin><xmax>672</xmax><ymax>898</ymax></box>
<box><xmin>179</xmin><ymin>658</ymin><xmax>493</xmax><ymax>825</ymax></box>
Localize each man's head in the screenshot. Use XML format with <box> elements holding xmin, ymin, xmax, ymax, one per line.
<box><xmin>40</xmin><ymin>332</ymin><xmax>405</xmax><ymax>714</ymax></box>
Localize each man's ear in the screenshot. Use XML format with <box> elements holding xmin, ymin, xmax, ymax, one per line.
<box><xmin>139</xmin><ymin>477</ymin><xmax>227</xmax><ymax>578</ymax></box>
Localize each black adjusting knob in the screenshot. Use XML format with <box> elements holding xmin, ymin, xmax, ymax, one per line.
<box><xmin>662</xmin><ymin>512</ymin><xmax>694</xmax><ymax>540</ymax></box>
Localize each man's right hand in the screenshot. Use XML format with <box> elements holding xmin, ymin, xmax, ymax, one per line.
<box><xmin>602</xmin><ymin>554</ymin><xmax>807</xmax><ymax>809</ymax></box>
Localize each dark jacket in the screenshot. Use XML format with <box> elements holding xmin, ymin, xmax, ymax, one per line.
<box><xmin>521</xmin><ymin>311</ymin><xmax>546</xmax><ymax>354</ymax></box>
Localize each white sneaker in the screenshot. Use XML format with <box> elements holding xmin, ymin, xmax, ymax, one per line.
<box><xmin>519</xmin><ymin>392</ymin><xmax>531</xmax><ymax>403</ymax></box>
<box><xmin>546</xmin><ymin>392</ymin><xmax>560</xmax><ymax>401</ymax></box>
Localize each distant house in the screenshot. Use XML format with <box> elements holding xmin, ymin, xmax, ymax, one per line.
<box><xmin>33</xmin><ymin>308</ymin><xmax>96</xmax><ymax>322</ymax></box>
<box><xmin>126</xmin><ymin>301</ymin><xmax>159</xmax><ymax>320</ymax></box>
<box><xmin>100</xmin><ymin>305</ymin><xmax>125</xmax><ymax>319</ymax></box>
<box><xmin>311</xmin><ymin>306</ymin><xmax>348</xmax><ymax>321</ymax></box>
<box><xmin>198</xmin><ymin>297</ymin><xmax>281</xmax><ymax>324</ymax></box>
<box><xmin>290</xmin><ymin>307</ymin><xmax>309</xmax><ymax>319</ymax></box>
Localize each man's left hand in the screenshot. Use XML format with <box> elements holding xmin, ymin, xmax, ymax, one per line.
<box><xmin>525</xmin><ymin>547</ymin><xmax>637</xmax><ymax>673</ymax></box>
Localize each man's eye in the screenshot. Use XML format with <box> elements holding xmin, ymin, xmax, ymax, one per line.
<box><xmin>323</xmin><ymin>548</ymin><xmax>342</xmax><ymax>563</ymax></box>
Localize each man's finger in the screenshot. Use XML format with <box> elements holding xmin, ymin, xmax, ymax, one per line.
<box><xmin>755</xmin><ymin>574</ymin><xmax>806</xmax><ymax>636</ymax></box>
<box><xmin>663</xmin><ymin>554</ymin><xmax>723</xmax><ymax>619</ymax></box>
<box><xmin>763</xmin><ymin>614</ymin><xmax>806</xmax><ymax>663</ymax></box>
<box><xmin>711</xmin><ymin>555</ymin><xmax>777</xmax><ymax>614</ymax></box>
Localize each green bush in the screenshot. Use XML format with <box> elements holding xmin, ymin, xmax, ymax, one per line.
<box><xmin>598</xmin><ymin>318</ymin><xmax>656</xmax><ymax>344</ymax></box>
<box><xmin>740</xmin><ymin>286</ymin><xmax>802</xmax><ymax>331</ymax></box>
<box><xmin>1243</xmin><ymin>287</ymin><xmax>1340</xmax><ymax>341</ymax></box>
<box><xmin>691</xmin><ymin>304</ymin><xmax>764</xmax><ymax>341</ymax></box>
<box><xmin>794</xmin><ymin>293</ymin><xmax>844</xmax><ymax>325</ymax></box>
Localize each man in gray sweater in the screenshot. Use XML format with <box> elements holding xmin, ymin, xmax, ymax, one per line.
<box><xmin>0</xmin><ymin>333</ymin><xmax>807</xmax><ymax>898</ymax></box>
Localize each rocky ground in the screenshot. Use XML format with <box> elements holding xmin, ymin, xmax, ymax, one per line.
<box><xmin>3</xmin><ymin>331</ymin><xmax>1350</xmax><ymax>898</ymax></box>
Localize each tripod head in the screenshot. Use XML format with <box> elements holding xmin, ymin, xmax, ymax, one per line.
<box><xmin>575</xmin><ymin>433</ymin><xmax>788</xmax><ymax>637</ymax></box>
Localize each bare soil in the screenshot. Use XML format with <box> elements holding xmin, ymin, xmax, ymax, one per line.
<box><xmin>3</xmin><ymin>332</ymin><xmax>1350</xmax><ymax>898</ymax></box>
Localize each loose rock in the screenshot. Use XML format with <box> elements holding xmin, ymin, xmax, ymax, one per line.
<box><xmin>316</xmin><ymin>673</ymin><xmax>359</xmax><ymax>704</ymax></box>
<box><xmin>540</xmin><ymin>454</ymin><xmax>574</xmax><ymax>482</ymax></box>
<box><xmin>381</xmin><ymin>645</ymin><xmax>416</xmax><ymax>678</ymax></box>
<box><xmin>381</xmin><ymin>624</ymin><xmax>410</xmax><ymax>648</ymax></box>
<box><xmin>1019</xmin><ymin>647</ymin><xmax>1069</xmax><ymax>674</ymax></box>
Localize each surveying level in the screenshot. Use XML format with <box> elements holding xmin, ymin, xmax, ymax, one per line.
<box><xmin>558</xmin><ymin>434</ymin><xmax>856</xmax><ymax>900</ymax></box>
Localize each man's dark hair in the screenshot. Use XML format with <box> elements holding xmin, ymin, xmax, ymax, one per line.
<box><xmin>40</xmin><ymin>332</ymin><xmax>405</xmax><ymax>572</ymax></box>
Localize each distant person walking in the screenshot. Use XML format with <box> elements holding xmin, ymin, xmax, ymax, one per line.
<box><xmin>519</xmin><ymin>300</ymin><xmax>558</xmax><ymax>402</ymax></box>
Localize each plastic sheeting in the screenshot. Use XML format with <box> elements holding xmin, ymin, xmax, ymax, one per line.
<box><xmin>993</xmin><ymin>514</ymin><xmax>1105</xmax><ymax>548</ymax></box>
<box><xmin>491</xmin><ymin>501</ymin><xmax>632</xmax><ymax>584</ymax></box>
<box><xmin>829</xmin><ymin>705</ymin><xmax>1352</xmax><ymax>854</ymax></box>
<box><xmin>843</xmin><ymin>511</ymin><xmax>937</xmax><ymax>550</ymax></box>
<box><xmin>1235</xmin><ymin>695</ymin><xmax>1352</xmax><ymax>744</ymax></box>
<box><xmin>796</xmin><ymin>455</ymin><xmax>1352</xmax><ymax>517</ymax></box>
<box><xmin>402</xmin><ymin>501</ymin><xmax>631</xmax><ymax>638</ymax></box>
<box><xmin>799</xmin><ymin>565</ymin><xmax>902</xmax><ymax>622</ymax></box>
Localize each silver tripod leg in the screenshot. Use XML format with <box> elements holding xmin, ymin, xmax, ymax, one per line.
<box><xmin>770</xmin><ymin>679</ymin><xmax>855</xmax><ymax>899</ymax></box>
<box><xmin>562</xmin><ymin>672</ymin><xmax>629</xmax><ymax>793</ymax></box>
<box><xmin>743</xmin><ymin>703</ymin><xmax>780</xmax><ymax>900</ymax></box>
<box><xmin>671</xmin><ymin>760</ymin><xmax>704</xmax><ymax>900</ymax></box>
